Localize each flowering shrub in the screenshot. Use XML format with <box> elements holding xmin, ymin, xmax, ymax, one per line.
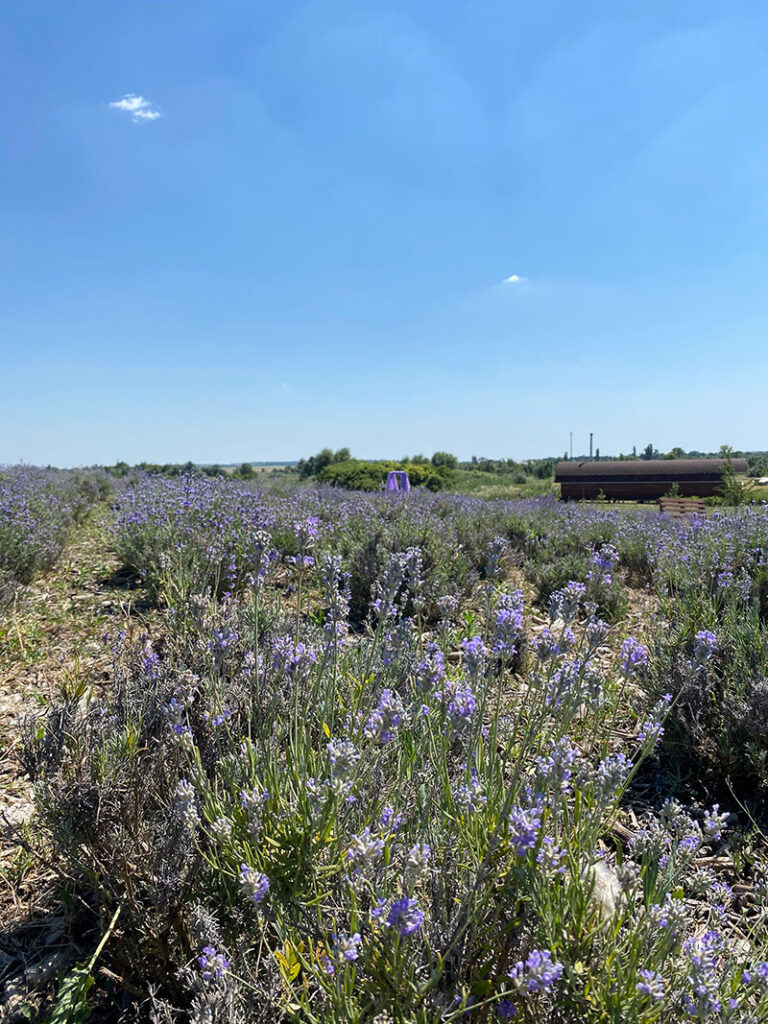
<box><xmin>644</xmin><ymin>506</ymin><xmax>768</xmax><ymax>789</ymax></box>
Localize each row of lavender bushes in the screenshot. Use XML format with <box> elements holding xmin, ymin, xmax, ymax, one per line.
<box><xmin>0</xmin><ymin>465</ymin><xmax>114</xmax><ymax>604</ymax></box>
<box><xmin>111</xmin><ymin>475</ymin><xmax>648</xmax><ymax>618</ymax></box>
<box><xmin>111</xmin><ymin>477</ymin><xmax>768</xmax><ymax>791</ymax></box>
<box><xmin>20</xmin><ymin>478</ymin><xmax>768</xmax><ymax>1021</ymax></box>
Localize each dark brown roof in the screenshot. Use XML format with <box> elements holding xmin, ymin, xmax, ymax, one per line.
<box><xmin>555</xmin><ymin>458</ymin><xmax>746</xmax><ymax>482</ymax></box>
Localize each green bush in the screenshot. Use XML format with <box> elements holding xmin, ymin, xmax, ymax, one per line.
<box><xmin>318</xmin><ymin>460</ymin><xmax>388</xmax><ymax>491</ymax></box>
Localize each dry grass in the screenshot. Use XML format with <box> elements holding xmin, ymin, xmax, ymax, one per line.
<box><xmin>0</xmin><ymin>506</ymin><xmax>161</xmax><ymax>1017</ymax></box>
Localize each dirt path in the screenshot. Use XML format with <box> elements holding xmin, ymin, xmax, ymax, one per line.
<box><xmin>0</xmin><ymin>506</ymin><xmax>154</xmax><ymax>975</ymax></box>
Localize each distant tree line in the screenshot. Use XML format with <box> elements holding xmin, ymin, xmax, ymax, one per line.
<box><xmin>103</xmin><ymin>461</ymin><xmax>291</xmax><ymax>480</ymax></box>
<box><xmin>460</xmin><ymin>457</ymin><xmax>557</xmax><ymax>483</ymax></box>
<box><xmin>99</xmin><ymin>447</ymin><xmax>768</xmax><ymax>485</ymax></box>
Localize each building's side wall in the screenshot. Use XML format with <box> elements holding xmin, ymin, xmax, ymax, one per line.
<box><xmin>560</xmin><ymin>479</ymin><xmax>723</xmax><ymax>500</ymax></box>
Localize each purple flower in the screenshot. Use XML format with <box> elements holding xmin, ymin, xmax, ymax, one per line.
<box><xmin>364</xmin><ymin>689</ymin><xmax>404</xmax><ymax>745</ymax></box>
<box><xmin>491</xmin><ymin>591</ymin><xmax>524</xmax><ymax>654</ymax></box>
<box><xmin>594</xmin><ymin>752</ymin><xmax>632</xmax><ymax>803</ymax></box>
<box><xmin>620</xmin><ymin>637</ymin><xmax>648</xmax><ymax>677</ymax></box>
<box><xmin>507</xmin><ymin>805</ymin><xmax>542</xmax><ymax>857</ymax></box>
<box><xmin>319</xmin><ymin>955</ymin><xmax>335</xmax><ymax>976</ymax></box>
<box><xmin>272</xmin><ymin>635</ymin><xmax>317</xmax><ymax>676</ymax></box>
<box><xmin>461</xmin><ymin>636</ymin><xmax>487</xmax><ymax>680</ymax></box>
<box><xmin>289</xmin><ymin>552</ymin><xmax>315</xmax><ymax>569</ymax></box>
<box><xmin>415</xmin><ymin>642</ymin><xmax>446</xmax><ymax>694</ymax></box>
<box><xmin>586</xmin><ymin>618</ymin><xmax>610</xmax><ymax>649</ymax></box>
<box><xmin>637</xmin><ymin>692</ymin><xmax>671</xmax><ymax>747</ymax></box>
<box><xmin>485</xmin><ymin>536</ymin><xmax>508</xmax><ymax>579</ymax></box>
<box><xmin>648</xmin><ymin>893</ymin><xmax>687</xmax><ymax>940</ymax></box>
<box><xmin>372</xmin><ymin>552</ymin><xmax>409</xmax><ymax>620</ymax></box>
<box><xmin>209</xmin><ymin>625</ymin><xmax>239</xmax><ymax>655</ymax></box>
<box><xmin>593</xmin><ymin>544</ymin><xmax>619</xmax><ymax>573</ymax></box>
<box><xmin>532</xmin><ymin>627</ymin><xmax>562</xmax><ymax>662</ymax></box>
<box><xmin>327</xmin><ymin>738</ymin><xmax>359</xmax><ymax>780</ymax></box>
<box><xmin>407</xmin><ymin>842</ymin><xmax>431</xmax><ymax>879</ymax></box>
<box><xmin>346</xmin><ymin>828</ymin><xmax>385</xmax><ymax>877</ymax></box>
<box><xmin>637</xmin><ymin>719</ymin><xmax>663</xmax><ymax>747</ymax></box>
<box><xmin>447</xmin><ymin>684</ymin><xmax>478</xmax><ymax>724</ymax></box>
<box><xmin>240</xmin><ymin>788</ymin><xmax>269</xmax><ymax>836</ymax></box>
<box><xmin>385</xmin><ymin>898</ymin><xmax>424</xmax><ymax>937</ymax></box>
<box><xmin>636</xmin><ymin>969</ymin><xmax>665</xmax><ymax>1001</ymax></box>
<box><xmin>508</xmin><ymin>949</ymin><xmax>563</xmax><ymax>993</ymax></box>
<box><xmin>545</xmin><ymin>658</ymin><xmax>585</xmax><ymax>709</ymax></box>
<box><xmin>534</xmin><ymin>739</ymin><xmax>578</xmax><ymax>796</ymax></box>
<box><xmin>239</xmin><ymin>864</ymin><xmax>270</xmax><ymax>904</ymax></box>
<box><xmin>332</xmin><ymin>932</ymin><xmax>362</xmax><ymax>962</ymax></box>
<box><xmin>682</xmin><ymin>931</ymin><xmax>723</xmax><ymax>1018</ymax></box>
<box><xmin>379</xmin><ymin>805</ymin><xmax>403</xmax><ymax>832</ymax></box>
<box><xmin>321</xmin><ymin>553</ymin><xmax>350</xmax><ymax>648</ymax></box>
<box><xmin>693</xmin><ymin>630</ymin><xmax>717</xmax><ymax>665</ymax></box>
<box><xmin>197</xmin><ymin>945</ymin><xmax>229</xmax><ymax>983</ymax></box>
<box><xmin>293</xmin><ymin>516</ymin><xmax>319</xmax><ymax>547</ymax></box>
<box><xmin>548</xmin><ymin>581</ymin><xmax>586</xmax><ymax>624</ymax></box>
<box><xmin>536</xmin><ymin>836</ymin><xmax>567</xmax><ymax>876</ymax></box>
<box><xmin>455</xmin><ymin>768</ymin><xmax>487</xmax><ymax>814</ymax></box>
<box><xmin>702</xmin><ymin>804</ymin><xmax>728</xmax><ymax>842</ymax></box>
<box><xmin>742</xmin><ymin>962</ymin><xmax>768</xmax><ymax>988</ymax></box>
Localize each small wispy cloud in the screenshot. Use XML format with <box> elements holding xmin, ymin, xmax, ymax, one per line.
<box><xmin>110</xmin><ymin>94</ymin><xmax>161</xmax><ymax>122</ymax></box>
<box><xmin>504</xmin><ymin>274</ymin><xmax>526</xmax><ymax>284</ymax></box>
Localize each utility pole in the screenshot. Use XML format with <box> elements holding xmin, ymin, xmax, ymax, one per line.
<box><xmin>569</xmin><ymin>432</ymin><xmax>573</xmax><ymax>460</ymax></box>
<box><xmin>589</xmin><ymin>433</ymin><xmax>593</xmax><ymax>459</ymax></box>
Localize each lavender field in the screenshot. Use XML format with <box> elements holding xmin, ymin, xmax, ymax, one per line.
<box><xmin>0</xmin><ymin>466</ymin><xmax>113</xmax><ymax>605</ymax></box>
<box><xmin>4</xmin><ymin>469</ymin><xmax>768</xmax><ymax>1022</ymax></box>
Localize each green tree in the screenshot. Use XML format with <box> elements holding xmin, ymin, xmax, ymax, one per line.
<box><xmin>431</xmin><ymin>451</ymin><xmax>458</xmax><ymax>469</ymax></box>
<box><xmin>298</xmin><ymin>448</ymin><xmax>350</xmax><ymax>479</ymax></box>
<box><xmin>717</xmin><ymin>449</ymin><xmax>750</xmax><ymax>506</ymax></box>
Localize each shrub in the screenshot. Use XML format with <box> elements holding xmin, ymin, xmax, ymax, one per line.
<box><xmin>317</xmin><ymin>459</ymin><xmax>388</xmax><ymax>491</ymax></box>
<box><xmin>644</xmin><ymin>508</ymin><xmax>768</xmax><ymax>795</ymax></box>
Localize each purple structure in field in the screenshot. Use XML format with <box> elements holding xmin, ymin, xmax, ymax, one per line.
<box><xmin>385</xmin><ymin>471</ymin><xmax>411</xmax><ymax>493</ymax></box>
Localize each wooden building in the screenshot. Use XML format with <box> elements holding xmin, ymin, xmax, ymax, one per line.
<box><xmin>555</xmin><ymin>458</ymin><xmax>747</xmax><ymax>501</ymax></box>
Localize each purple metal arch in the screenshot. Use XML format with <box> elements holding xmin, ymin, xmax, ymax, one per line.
<box><xmin>385</xmin><ymin>470</ymin><xmax>411</xmax><ymax>492</ymax></box>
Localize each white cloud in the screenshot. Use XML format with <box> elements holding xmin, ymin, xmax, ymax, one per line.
<box><xmin>110</xmin><ymin>94</ymin><xmax>161</xmax><ymax>122</ymax></box>
<box><xmin>504</xmin><ymin>274</ymin><xmax>526</xmax><ymax>284</ymax></box>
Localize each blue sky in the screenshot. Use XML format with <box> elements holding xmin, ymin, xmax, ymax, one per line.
<box><xmin>2</xmin><ymin>1</ymin><xmax>768</xmax><ymax>465</ymax></box>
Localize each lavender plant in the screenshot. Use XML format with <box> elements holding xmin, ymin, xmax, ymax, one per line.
<box><xmin>24</xmin><ymin>530</ymin><xmax>768</xmax><ymax>1022</ymax></box>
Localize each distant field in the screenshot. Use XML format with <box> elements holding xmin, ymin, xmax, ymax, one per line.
<box><xmin>221</xmin><ymin>463</ymin><xmax>296</xmax><ymax>475</ymax></box>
